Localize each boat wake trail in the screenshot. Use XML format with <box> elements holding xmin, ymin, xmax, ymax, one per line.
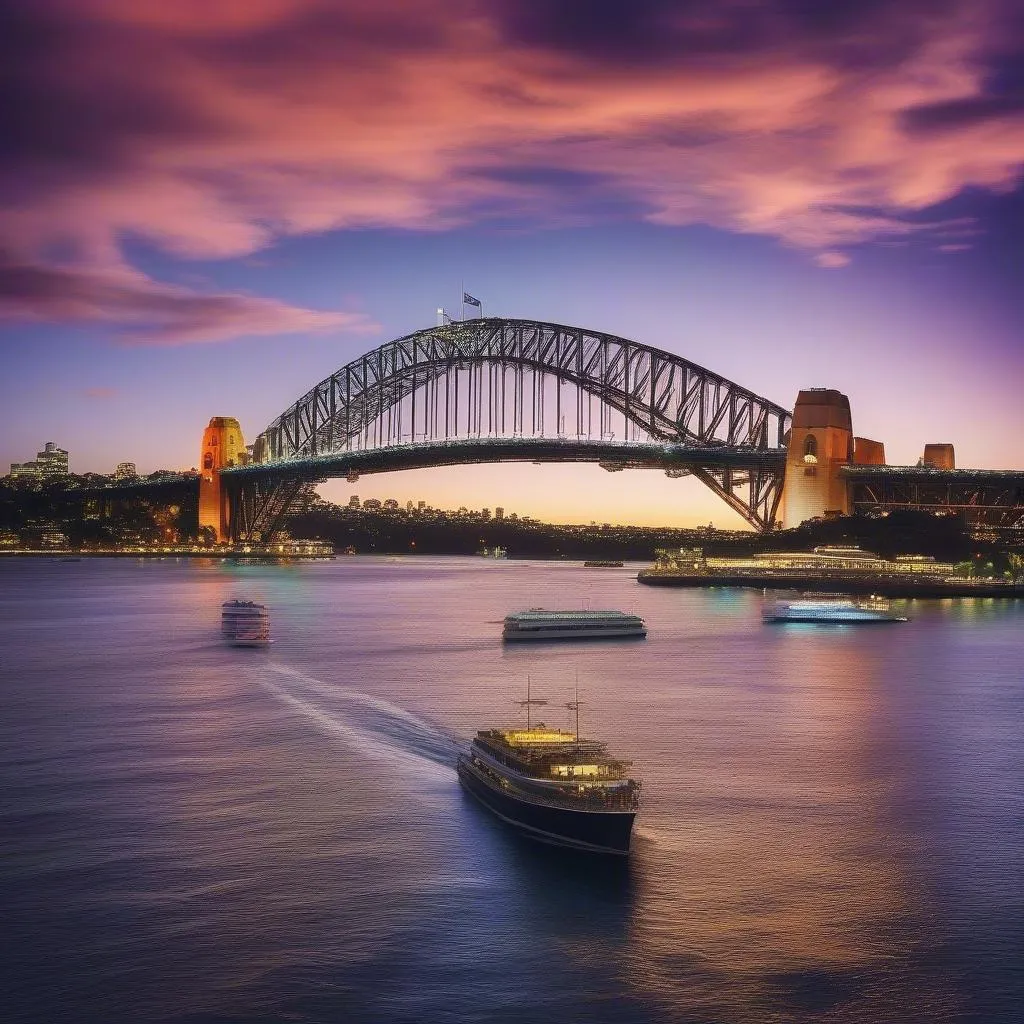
<box><xmin>259</xmin><ymin>664</ymin><xmax>460</xmax><ymax>779</ymax></box>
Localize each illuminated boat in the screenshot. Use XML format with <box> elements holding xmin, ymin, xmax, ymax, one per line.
<box><xmin>502</xmin><ymin>609</ymin><xmax>646</xmax><ymax>641</ymax></box>
<box><xmin>221</xmin><ymin>600</ymin><xmax>271</xmax><ymax>646</ymax></box>
<box><xmin>476</xmin><ymin>546</ymin><xmax>508</xmax><ymax>558</ymax></box>
<box><xmin>763</xmin><ymin>593</ymin><xmax>907</xmax><ymax>624</ymax></box>
<box><xmin>457</xmin><ymin>684</ymin><xmax>640</xmax><ymax>855</ymax></box>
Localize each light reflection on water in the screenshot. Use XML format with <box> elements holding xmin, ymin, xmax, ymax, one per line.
<box><xmin>0</xmin><ymin>557</ymin><xmax>1021</xmax><ymax>1023</ymax></box>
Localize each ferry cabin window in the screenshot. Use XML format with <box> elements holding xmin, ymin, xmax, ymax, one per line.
<box><xmin>550</xmin><ymin>764</ymin><xmax>602</xmax><ymax>777</ymax></box>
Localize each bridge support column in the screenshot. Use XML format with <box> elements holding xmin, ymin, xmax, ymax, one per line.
<box><xmin>781</xmin><ymin>390</ymin><xmax>853</xmax><ymax>528</ymax></box>
<box><xmin>199</xmin><ymin>417</ymin><xmax>246</xmax><ymax>542</ymax></box>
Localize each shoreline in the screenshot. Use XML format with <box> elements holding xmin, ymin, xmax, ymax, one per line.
<box><xmin>637</xmin><ymin>571</ymin><xmax>1024</xmax><ymax>599</ymax></box>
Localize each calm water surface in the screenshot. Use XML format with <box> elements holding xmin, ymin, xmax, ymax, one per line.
<box><xmin>1</xmin><ymin>557</ymin><xmax>1022</xmax><ymax>1023</ymax></box>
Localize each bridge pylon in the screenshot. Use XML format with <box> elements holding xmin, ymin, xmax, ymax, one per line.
<box><xmin>781</xmin><ymin>390</ymin><xmax>854</xmax><ymax>528</ymax></box>
<box><xmin>199</xmin><ymin>417</ymin><xmax>246</xmax><ymax>542</ymax></box>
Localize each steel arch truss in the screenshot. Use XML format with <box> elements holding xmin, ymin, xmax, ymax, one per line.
<box><xmin>242</xmin><ymin>318</ymin><xmax>792</xmax><ymax>536</ymax></box>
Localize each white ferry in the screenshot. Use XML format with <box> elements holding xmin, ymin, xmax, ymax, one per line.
<box><xmin>763</xmin><ymin>593</ymin><xmax>907</xmax><ymax>624</ymax></box>
<box><xmin>221</xmin><ymin>600</ymin><xmax>271</xmax><ymax>646</ymax></box>
<box><xmin>502</xmin><ymin>609</ymin><xmax>647</xmax><ymax>641</ymax></box>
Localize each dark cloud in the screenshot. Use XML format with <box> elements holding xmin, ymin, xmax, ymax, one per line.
<box><xmin>902</xmin><ymin>94</ymin><xmax>1024</xmax><ymax>134</ymax></box>
<box><xmin>492</xmin><ymin>0</ymin><xmax>958</xmax><ymax>71</ymax></box>
<box><xmin>0</xmin><ymin>4</ymin><xmax>223</xmax><ymax>183</ymax></box>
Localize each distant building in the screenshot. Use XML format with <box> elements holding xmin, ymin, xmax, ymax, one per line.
<box><xmin>348</xmin><ymin>495</ymin><xmax>361</xmax><ymax>508</ymax></box>
<box><xmin>115</xmin><ymin>462</ymin><xmax>138</xmax><ymax>480</ymax></box>
<box><xmin>9</xmin><ymin>441</ymin><xmax>69</xmax><ymax>479</ymax></box>
<box><xmin>363</xmin><ymin>498</ymin><xmax>382</xmax><ymax>510</ymax></box>
<box><xmin>495</xmin><ymin>507</ymin><xmax>504</xmax><ymax>520</ymax></box>
<box><xmin>383</xmin><ymin>498</ymin><xmax>400</xmax><ymax>510</ymax></box>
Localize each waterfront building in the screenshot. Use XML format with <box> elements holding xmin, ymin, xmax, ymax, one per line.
<box><xmin>651</xmin><ymin>545</ymin><xmax>957</xmax><ymax>578</ymax></box>
<box><xmin>115</xmin><ymin>462</ymin><xmax>138</xmax><ymax>480</ymax></box>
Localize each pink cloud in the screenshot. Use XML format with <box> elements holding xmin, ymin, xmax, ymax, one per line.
<box><xmin>0</xmin><ymin>255</ymin><xmax>377</xmax><ymax>345</ymax></box>
<box><xmin>0</xmin><ymin>0</ymin><xmax>1021</xmax><ymax>327</ymax></box>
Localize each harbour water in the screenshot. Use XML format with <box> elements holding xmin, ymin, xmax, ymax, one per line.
<box><xmin>1</xmin><ymin>557</ymin><xmax>1022</xmax><ymax>1023</ymax></box>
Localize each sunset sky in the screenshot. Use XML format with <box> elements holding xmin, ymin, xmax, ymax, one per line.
<box><xmin>2</xmin><ymin>0</ymin><xmax>1022</xmax><ymax>527</ymax></box>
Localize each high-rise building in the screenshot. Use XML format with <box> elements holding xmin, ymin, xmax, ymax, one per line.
<box><xmin>115</xmin><ymin>462</ymin><xmax>138</xmax><ymax>480</ymax></box>
<box><xmin>9</xmin><ymin>441</ymin><xmax>69</xmax><ymax>479</ymax></box>
<box><xmin>36</xmin><ymin>442</ymin><xmax>69</xmax><ymax>477</ymax></box>
<box><xmin>495</xmin><ymin>507</ymin><xmax>504</xmax><ymax>520</ymax></box>
<box><xmin>348</xmin><ymin>495</ymin><xmax>361</xmax><ymax>508</ymax></box>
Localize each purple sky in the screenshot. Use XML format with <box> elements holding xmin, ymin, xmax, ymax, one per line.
<box><xmin>2</xmin><ymin>0</ymin><xmax>1022</xmax><ymax>527</ymax></box>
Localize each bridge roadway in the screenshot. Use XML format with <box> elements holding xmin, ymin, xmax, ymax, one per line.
<box><xmin>220</xmin><ymin>437</ymin><xmax>787</xmax><ymax>482</ymax></box>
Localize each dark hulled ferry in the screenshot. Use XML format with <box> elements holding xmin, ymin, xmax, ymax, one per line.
<box><xmin>457</xmin><ymin>687</ymin><xmax>640</xmax><ymax>855</ymax></box>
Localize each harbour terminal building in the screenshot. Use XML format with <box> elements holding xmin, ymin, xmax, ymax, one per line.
<box><xmin>647</xmin><ymin>545</ymin><xmax>959</xmax><ymax>581</ymax></box>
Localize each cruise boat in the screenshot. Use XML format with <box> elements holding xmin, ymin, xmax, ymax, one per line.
<box><xmin>221</xmin><ymin>600</ymin><xmax>271</xmax><ymax>646</ymax></box>
<box><xmin>763</xmin><ymin>593</ymin><xmax>907</xmax><ymax>624</ymax></box>
<box><xmin>502</xmin><ymin>609</ymin><xmax>646</xmax><ymax>641</ymax></box>
<box><xmin>456</xmin><ymin>684</ymin><xmax>640</xmax><ymax>855</ymax></box>
<box><xmin>583</xmin><ymin>560</ymin><xmax>624</xmax><ymax>568</ymax></box>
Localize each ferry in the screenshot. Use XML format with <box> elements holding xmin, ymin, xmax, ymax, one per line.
<box><xmin>456</xmin><ymin>684</ymin><xmax>640</xmax><ymax>855</ymax></box>
<box><xmin>502</xmin><ymin>609</ymin><xmax>646</xmax><ymax>641</ymax></box>
<box><xmin>221</xmin><ymin>600</ymin><xmax>271</xmax><ymax>646</ymax></box>
<box><xmin>763</xmin><ymin>593</ymin><xmax>907</xmax><ymax>624</ymax></box>
<box><xmin>477</xmin><ymin>546</ymin><xmax>508</xmax><ymax>558</ymax></box>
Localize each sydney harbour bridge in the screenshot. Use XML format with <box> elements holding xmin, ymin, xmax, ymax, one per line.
<box><xmin>76</xmin><ymin>317</ymin><xmax>1024</xmax><ymax>541</ymax></box>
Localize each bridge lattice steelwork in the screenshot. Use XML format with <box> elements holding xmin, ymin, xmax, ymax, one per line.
<box><xmin>226</xmin><ymin>318</ymin><xmax>793</xmax><ymax>539</ymax></box>
<box><xmin>844</xmin><ymin>466</ymin><xmax>1024</xmax><ymax>533</ymax></box>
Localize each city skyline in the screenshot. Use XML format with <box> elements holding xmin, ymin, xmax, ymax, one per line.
<box><xmin>2</xmin><ymin>1</ymin><xmax>1022</xmax><ymax>528</ymax></box>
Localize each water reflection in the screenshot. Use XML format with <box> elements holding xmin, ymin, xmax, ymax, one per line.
<box><xmin>1</xmin><ymin>558</ymin><xmax>1021</xmax><ymax>1023</ymax></box>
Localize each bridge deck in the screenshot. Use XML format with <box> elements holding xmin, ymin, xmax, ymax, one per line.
<box><xmin>225</xmin><ymin>437</ymin><xmax>787</xmax><ymax>480</ymax></box>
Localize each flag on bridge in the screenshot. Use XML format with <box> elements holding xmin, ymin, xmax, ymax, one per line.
<box><xmin>463</xmin><ymin>292</ymin><xmax>481</xmax><ymax>307</ymax></box>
